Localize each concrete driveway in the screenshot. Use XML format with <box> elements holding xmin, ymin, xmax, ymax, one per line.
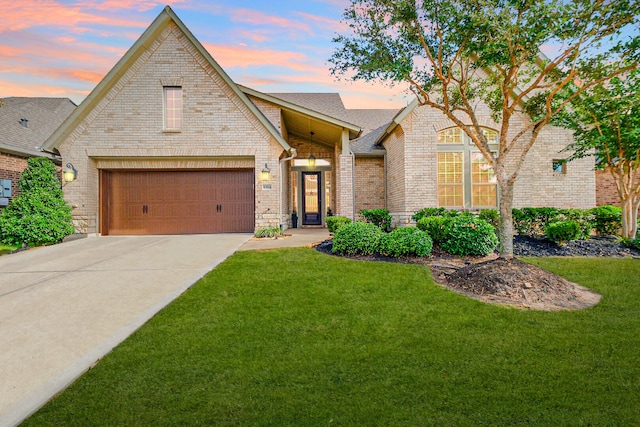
<box><xmin>0</xmin><ymin>234</ymin><xmax>251</xmax><ymax>427</ymax></box>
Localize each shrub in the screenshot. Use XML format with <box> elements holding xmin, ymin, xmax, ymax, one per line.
<box><xmin>512</xmin><ymin>207</ymin><xmax>561</xmax><ymax>237</ymax></box>
<box><xmin>412</xmin><ymin>207</ymin><xmax>447</xmax><ymax>222</ymax></box>
<box><xmin>590</xmin><ymin>205</ymin><xmax>622</xmax><ymax>236</ymax></box>
<box><xmin>254</xmin><ymin>226</ymin><xmax>284</xmax><ymax>238</ymax></box>
<box><xmin>478</xmin><ymin>209</ymin><xmax>499</xmax><ymax>228</ymax></box>
<box><xmin>332</xmin><ymin>221</ymin><xmax>383</xmax><ymax>255</ymax></box>
<box><xmin>0</xmin><ymin>158</ymin><xmax>74</xmax><ymax>246</ymax></box>
<box><xmin>378</xmin><ymin>227</ymin><xmax>433</xmax><ymax>257</ymax></box>
<box><xmin>545</xmin><ymin>220</ymin><xmax>581</xmax><ymax>245</ymax></box>
<box><xmin>439</xmin><ymin>217</ymin><xmax>498</xmax><ymax>256</ymax></box>
<box><xmin>416</xmin><ymin>216</ymin><xmax>453</xmax><ymax>245</ymax></box>
<box><xmin>558</xmin><ymin>208</ymin><xmax>594</xmax><ymax>239</ymax></box>
<box><xmin>326</xmin><ymin>215</ymin><xmax>351</xmax><ymax>233</ymax></box>
<box><xmin>360</xmin><ymin>208</ymin><xmax>392</xmax><ymax>230</ymax></box>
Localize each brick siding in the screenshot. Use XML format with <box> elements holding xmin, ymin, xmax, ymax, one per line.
<box><xmin>354</xmin><ymin>157</ymin><xmax>385</xmax><ymax>215</ymax></box>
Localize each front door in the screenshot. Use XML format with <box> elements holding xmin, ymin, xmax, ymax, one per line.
<box><xmin>302</xmin><ymin>172</ymin><xmax>322</xmax><ymax>225</ymax></box>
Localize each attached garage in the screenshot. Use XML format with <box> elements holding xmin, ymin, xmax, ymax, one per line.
<box><xmin>100</xmin><ymin>169</ymin><xmax>255</xmax><ymax>235</ymax></box>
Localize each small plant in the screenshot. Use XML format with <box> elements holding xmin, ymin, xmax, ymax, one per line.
<box><xmin>416</xmin><ymin>216</ymin><xmax>453</xmax><ymax>246</ymax></box>
<box><xmin>0</xmin><ymin>157</ymin><xmax>74</xmax><ymax>246</ymax></box>
<box><xmin>378</xmin><ymin>226</ymin><xmax>433</xmax><ymax>257</ymax></box>
<box><xmin>359</xmin><ymin>208</ymin><xmax>392</xmax><ymax>231</ymax></box>
<box><xmin>326</xmin><ymin>215</ymin><xmax>351</xmax><ymax>233</ymax></box>
<box><xmin>558</xmin><ymin>208</ymin><xmax>594</xmax><ymax>239</ymax></box>
<box><xmin>590</xmin><ymin>205</ymin><xmax>622</xmax><ymax>236</ymax></box>
<box><xmin>254</xmin><ymin>226</ymin><xmax>284</xmax><ymax>238</ymax></box>
<box><xmin>512</xmin><ymin>207</ymin><xmax>562</xmax><ymax>237</ymax></box>
<box><xmin>332</xmin><ymin>221</ymin><xmax>383</xmax><ymax>255</ymax></box>
<box><xmin>412</xmin><ymin>207</ymin><xmax>447</xmax><ymax>222</ymax></box>
<box><xmin>545</xmin><ymin>220</ymin><xmax>581</xmax><ymax>245</ymax></box>
<box><xmin>439</xmin><ymin>217</ymin><xmax>498</xmax><ymax>256</ymax></box>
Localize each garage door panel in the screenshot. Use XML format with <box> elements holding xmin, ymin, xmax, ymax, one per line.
<box><xmin>103</xmin><ymin>170</ymin><xmax>254</xmax><ymax>235</ymax></box>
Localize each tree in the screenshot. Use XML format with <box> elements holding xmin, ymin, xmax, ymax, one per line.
<box><xmin>0</xmin><ymin>157</ymin><xmax>74</xmax><ymax>246</ymax></box>
<box><xmin>561</xmin><ymin>70</ymin><xmax>640</xmax><ymax>239</ymax></box>
<box><xmin>330</xmin><ymin>0</ymin><xmax>639</xmax><ymax>258</ymax></box>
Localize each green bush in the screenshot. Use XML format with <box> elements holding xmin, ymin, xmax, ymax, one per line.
<box><xmin>360</xmin><ymin>208</ymin><xmax>392</xmax><ymax>230</ymax></box>
<box><xmin>0</xmin><ymin>158</ymin><xmax>74</xmax><ymax>246</ymax></box>
<box><xmin>590</xmin><ymin>205</ymin><xmax>622</xmax><ymax>236</ymax></box>
<box><xmin>545</xmin><ymin>220</ymin><xmax>581</xmax><ymax>245</ymax></box>
<box><xmin>254</xmin><ymin>226</ymin><xmax>284</xmax><ymax>238</ymax></box>
<box><xmin>378</xmin><ymin>227</ymin><xmax>433</xmax><ymax>257</ymax></box>
<box><xmin>512</xmin><ymin>207</ymin><xmax>562</xmax><ymax>237</ymax></box>
<box><xmin>332</xmin><ymin>221</ymin><xmax>383</xmax><ymax>256</ymax></box>
<box><xmin>478</xmin><ymin>209</ymin><xmax>499</xmax><ymax>228</ymax></box>
<box><xmin>630</xmin><ymin>236</ymin><xmax>640</xmax><ymax>250</ymax></box>
<box><xmin>412</xmin><ymin>207</ymin><xmax>447</xmax><ymax>222</ymax></box>
<box><xmin>558</xmin><ymin>208</ymin><xmax>594</xmax><ymax>239</ymax></box>
<box><xmin>440</xmin><ymin>217</ymin><xmax>498</xmax><ymax>256</ymax></box>
<box><xmin>416</xmin><ymin>216</ymin><xmax>453</xmax><ymax>246</ymax></box>
<box><xmin>326</xmin><ymin>215</ymin><xmax>351</xmax><ymax>233</ymax></box>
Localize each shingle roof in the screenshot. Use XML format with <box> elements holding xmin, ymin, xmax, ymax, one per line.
<box><xmin>266</xmin><ymin>92</ymin><xmax>351</xmax><ymax>122</ymax></box>
<box><xmin>0</xmin><ymin>97</ymin><xmax>76</xmax><ymax>155</ymax></box>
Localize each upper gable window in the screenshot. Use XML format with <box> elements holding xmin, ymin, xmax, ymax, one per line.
<box><xmin>164</xmin><ymin>86</ymin><xmax>182</xmax><ymax>131</ymax></box>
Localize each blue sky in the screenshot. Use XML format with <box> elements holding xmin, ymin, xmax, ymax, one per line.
<box><xmin>0</xmin><ymin>0</ymin><xmax>412</xmax><ymax>108</ymax></box>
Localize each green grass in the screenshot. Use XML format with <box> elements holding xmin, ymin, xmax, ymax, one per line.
<box><xmin>24</xmin><ymin>250</ymin><xmax>640</xmax><ymax>426</ymax></box>
<box><xmin>0</xmin><ymin>243</ymin><xmax>19</xmax><ymax>255</ymax></box>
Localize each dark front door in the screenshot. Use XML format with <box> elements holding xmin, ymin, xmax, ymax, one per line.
<box><xmin>302</xmin><ymin>172</ymin><xmax>321</xmax><ymax>226</ymax></box>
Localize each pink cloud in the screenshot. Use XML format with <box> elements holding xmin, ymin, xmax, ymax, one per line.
<box><xmin>0</xmin><ymin>78</ymin><xmax>89</xmax><ymax>100</ymax></box>
<box><xmin>294</xmin><ymin>11</ymin><xmax>349</xmax><ymax>33</ymax></box>
<box><xmin>227</xmin><ymin>8</ymin><xmax>313</xmax><ymax>35</ymax></box>
<box><xmin>0</xmin><ymin>0</ymin><xmax>148</xmax><ymax>33</ymax></box>
<box><xmin>203</xmin><ymin>43</ymin><xmax>319</xmax><ymax>73</ymax></box>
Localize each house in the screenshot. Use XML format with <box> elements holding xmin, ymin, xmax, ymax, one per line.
<box><xmin>42</xmin><ymin>6</ymin><xmax>595</xmax><ymax>236</ymax></box>
<box><xmin>0</xmin><ymin>97</ymin><xmax>76</xmax><ymax>207</ymax></box>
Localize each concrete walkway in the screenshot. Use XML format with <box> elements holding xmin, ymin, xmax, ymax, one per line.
<box><xmin>238</xmin><ymin>227</ymin><xmax>330</xmax><ymax>251</ymax></box>
<box><xmin>0</xmin><ymin>234</ymin><xmax>251</xmax><ymax>427</ymax></box>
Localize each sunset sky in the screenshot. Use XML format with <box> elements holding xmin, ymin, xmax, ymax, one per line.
<box><xmin>0</xmin><ymin>0</ymin><xmax>413</xmax><ymax>109</ymax></box>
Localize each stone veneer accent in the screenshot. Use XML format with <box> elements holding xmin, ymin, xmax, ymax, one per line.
<box><xmin>58</xmin><ymin>23</ymin><xmax>286</xmax><ymax>234</ymax></box>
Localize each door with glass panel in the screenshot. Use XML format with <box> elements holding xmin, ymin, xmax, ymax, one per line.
<box><xmin>302</xmin><ymin>172</ymin><xmax>322</xmax><ymax>225</ymax></box>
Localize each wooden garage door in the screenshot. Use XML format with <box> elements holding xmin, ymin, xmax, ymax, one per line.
<box><xmin>101</xmin><ymin>170</ymin><xmax>254</xmax><ymax>235</ymax></box>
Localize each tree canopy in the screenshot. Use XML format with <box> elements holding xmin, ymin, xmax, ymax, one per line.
<box><xmin>330</xmin><ymin>0</ymin><xmax>639</xmax><ymax>257</ymax></box>
<box><xmin>562</xmin><ymin>69</ymin><xmax>640</xmax><ymax>239</ymax></box>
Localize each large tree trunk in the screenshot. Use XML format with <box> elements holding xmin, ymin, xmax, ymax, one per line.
<box><xmin>497</xmin><ymin>183</ymin><xmax>515</xmax><ymax>259</ymax></box>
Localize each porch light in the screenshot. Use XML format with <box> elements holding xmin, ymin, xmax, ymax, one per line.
<box><xmin>260</xmin><ymin>163</ymin><xmax>271</xmax><ymax>181</ymax></box>
<box><xmin>63</xmin><ymin>163</ymin><xmax>78</xmax><ymax>183</ymax></box>
<box><xmin>308</xmin><ymin>154</ymin><xmax>316</xmax><ymax>169</ymax></box>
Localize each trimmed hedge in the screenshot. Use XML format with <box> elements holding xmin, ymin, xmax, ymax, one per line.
<box><xmin>439</xmin><ymin>217</ymin><xmax>498</xmax><ymax>256</ymax></box>
<box><xmin>326</xmin><ymin>215</ymin><xmax>351</xmax><ymax>233</ymax></box>
<box><xmin>590</xmin><ymin>205</ymin><xmax>622</xmax><ymax>236</ymax></box>
<box><xmin>378</xmin><ymin>227</ymin><xmax>433</xmax><ymax>257</ymax></box>
<box><xmin>545</xmin><ymin>220</ymin><xmax>581</xmax><ymax>245</ymax></box>
<box><xmin>416</xmin><ymin>216</ymin><xmax>453</xmax><ymax>246</ymax></box>
<box><xmin>332</xmin><ymin>221</ymin><xmax>383</xmax><ymax>256</ymax></box>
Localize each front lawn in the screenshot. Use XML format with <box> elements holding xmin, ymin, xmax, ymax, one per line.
<box><xmin>24</xmin><ymin>249</ymin><xmax>640</xmax><ymax>426</ymax></box>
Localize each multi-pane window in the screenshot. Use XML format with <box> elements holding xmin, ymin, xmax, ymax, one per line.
<box><xmin>437</xmin><ymin>127</ymin><xmax>498</xmax><ymax>209</ymax></box>
<box><xmin>164</xmin><ymin>86</ymin><xmax>182</xmax><ymax>130</ymax></box>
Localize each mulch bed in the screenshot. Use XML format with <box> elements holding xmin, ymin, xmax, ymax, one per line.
<box><xmin>315</xmin><ymin>236</ymin><xmax>638</xmax><ymax>311</ymax></box>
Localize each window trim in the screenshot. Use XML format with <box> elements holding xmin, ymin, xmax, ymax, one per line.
<box><xmin>437</xmin><ymin>127</ymin><xmax>499</xmax><ymax>209</ymax></box>
<box><xmin>163</xmin><ymin>86</ymin><xmax>183</xmax><ymax>132</ymax></box>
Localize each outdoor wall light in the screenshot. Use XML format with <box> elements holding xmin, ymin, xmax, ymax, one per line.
<box><xmin>63</xmin><ymin>163</ymin><xmax>78</xmax><ymax>183</ymax></box>
<box><xmin>260</xmin><ymin>163</ymin><xmax>271</xmax><ymax>181</ymax></box>
<box><xmin>308</xmin><ymin>154</ymin><xmax>316</xmax><ymax>169</ymax></box>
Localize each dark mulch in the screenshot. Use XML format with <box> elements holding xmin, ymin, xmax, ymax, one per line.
<box><xmin>314</xmin><ymin>235</ymin><xmax>638</xmax><ymax>310</ymax></box>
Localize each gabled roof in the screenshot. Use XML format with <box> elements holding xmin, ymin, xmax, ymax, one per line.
<box><xmin>240</xmin><ymin>87</ymin><xmax>361</xmax><ymax>139</ymax></box>
<box><xmin>348</xmin><ymin>108</ymin><xmax>399</xmax><ymax>155</ymax></box>
<box><xmin>43</xmin><ymin>6</ymin><xmax>290</xmax><ymax>153</ymax></box>
<box><xmin>0</xmin><ymin>97</ymin><xmax>75</xmax><ymax>159</ymax></box>
<box><xmin>374</xmin><ymin>98</ymin><xmax>420</xmax><ymax>146</ymax></box>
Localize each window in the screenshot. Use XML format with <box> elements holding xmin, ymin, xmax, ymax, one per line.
<box><xmin>164</xmin><ymin>86</ymin><xmax>182</xmax><ymax>130</ymax></box>
<box><xmin>437</xmin><ymin>127</ymin><xmax>498</xmax><ymax>209</ymax></box>
<box><xmin>552</xmin><ymin>160</ymin><xmax>566</xmax><ymax>174</ymax></box>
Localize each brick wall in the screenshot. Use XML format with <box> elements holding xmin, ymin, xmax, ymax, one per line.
<box><xmin>57</xmin><ymin>23</ymin><xmax>287</xmax><ymax>233</ymax></box>
<box><xmin>354</xmin><ymin>157</ymin><xmax>385</xmax><ymax>215</ymax></box>
<box><xmin>0</xmin><ymin>153</ymin><xmax>28</xmax><ymax>203</ymax></box>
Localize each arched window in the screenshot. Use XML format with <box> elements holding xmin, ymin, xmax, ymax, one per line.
<box><xmin>436</xmin><ymin>127</ymin><xmax>498</xmax><ymax>209</ymax></box>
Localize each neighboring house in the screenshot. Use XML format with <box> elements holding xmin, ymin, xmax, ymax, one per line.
<box><xmin>42</xmin><ymin>6</ymin><xmax>595</xmax><ymax>236</ymax></box>
<box><xmin>0</xmin><ymin>97</ymin><xmax>76</xmax><ymax>207</ymax></box>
